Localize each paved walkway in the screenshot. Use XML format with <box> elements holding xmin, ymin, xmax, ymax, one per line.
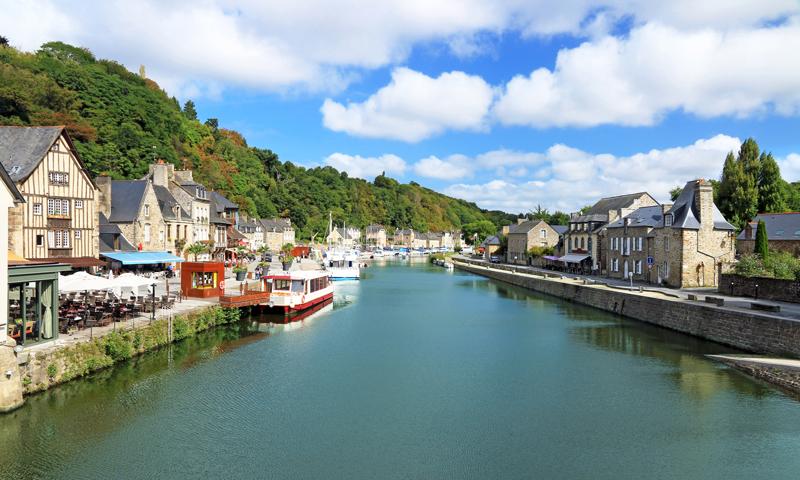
<box><xmin>456</xmin><ymin>256</ymin><xmax>800</xmax><ymax>321</ymax></box>
<box><xmin>709</xmin><ymin>354</ymin><xmax>800</xmax><ymax>370</ymax></box>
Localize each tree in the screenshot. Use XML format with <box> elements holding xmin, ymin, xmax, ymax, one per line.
<box><xmin>755</xmin><ymin>220</ymin><xmax>769</xmax><ymax>259</ymax></box>
<box><xmin>530</xmin><ymin>204</ymin><xmax>548</xmax><ymax>220</ymax></box>
<box><xmin>204</xmin><ymin>118</ymin><xmax>219</xmax><ymax>131</ymax></box>
<box><xmin>462</xmin><ymin>220</ymin><xmax>496</xmax><ymax>245</ymax></box>
<box><xmin>549</xmin><ymin>211</ymin><xmax>570</xmax><ymax>226</ymax></box>
<box><xmin>183</xmin><ymin>100</ymin><xmax>197</xmax><ymax>121</ymax></box>
<box><xmin>0</xmin><ymin>36</ymin><xmax>8</xmax><ymax>47</ymax></box>
<box><xmin>758</xmin><ymin>152</ymin><xmax>785</xmax><ymax>213</ymax></box>
<box><xmin>186</xmin><ymin>242</ymin><xmax>208</xmax><ymax>261</ymax></box>
<box><xmin>669</xmin><ymin>186</ymin><xmax>682</xmax><ymax>201</ymax></box>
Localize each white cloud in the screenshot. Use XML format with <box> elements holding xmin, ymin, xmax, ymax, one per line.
<box><xmin>444</xmin><ymin>134</ymin><xmax>743</xmax><ymax>212</ymax></box>
<box><xmin>779</xmin><ymin>153</ymin><xmax>800</xmax><ymax>182</ymax></box>
<box><xmin>494</xmin><ymin>21</ymin><xmax>800</xmax><ymax>127</ymax></box>
<box><xmin>5</xmin><ymin>0</ymin><xmax>795</xmax><ymax>100</ymax></box>
<box><xmin>321</xmin><ymin>68</ymin><xmax>494</xmax><ymax>142</ymax></box>
<box><xmin>323</xmin><ymin>153</ymin><xmax>407</xmax><ymax>180</ymax></box>
<box><xmin>413</xmin><ymin>155</ymin><xmax>473</xmax><ymax>180</ymax></box>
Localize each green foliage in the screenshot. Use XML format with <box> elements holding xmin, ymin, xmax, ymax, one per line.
<box><xmin>669</xmin><ymin>186</ymin><xmax>682</xmax><ymax>201</ymax></box>
<box><xmin>462</xmin><ymin>220</ymin><xmax>497</xmax><ymax>244</ymax></box>
<box><xmin>183</xmin><ymin>100</ymin><xmax>197</xmax><ymax>121</ymax></box>
<box><xmin>528</xmin><ymin>246</ymin><xmax>555</xmax><ymax>257</ymax></box>
<box><xmin>758</xmin><ymin>152</ymin><xmax>786</xmax><ymax>213</ymax></box>
<box><xmin>46</xmin><ymin>363</ymin><xmax>57</xmax><ymax>379</ymax></box>
<box><xmin>103</xmin><ymin>332</ymin><xmax>134</xmax><ymax>361</ymax></box>
<box><xmin>735</xmin><ymin>252</ymin><xmax>800</xmax><ymax>280</ymax></box>
<box><xmin>755</xmin><ymin>220</ymin><xmax>769</xmax><ymax>259</ymax></box>
<box><xmin>186</xmin><ymin>242</ymin><xmax>208</xmax><ymax>261</ymax></box>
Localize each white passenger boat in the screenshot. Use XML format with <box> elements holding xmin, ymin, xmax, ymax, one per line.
<box><xmin>325</xmin><ymin>250</ymin><xmax>361</xmax><ymax>281</ymax></box>
<box><xmin>263</xmin><ymin>270</ymin><xmax>334</xmax><ymax>314</ymax></box>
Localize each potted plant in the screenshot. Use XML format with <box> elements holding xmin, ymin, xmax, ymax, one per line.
<box><xmin>232</xmin><ymin>265</ymin><xmax>248</xmax><ymax>281</ymax></box>
<box><xmin>280</xmin><ymin>243</ymin><xmax>294</xmax><ymax>271</ymax></box>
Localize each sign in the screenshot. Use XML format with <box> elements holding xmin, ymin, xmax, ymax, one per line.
<box><xmin>647</xmin><ymin>256</ymin><xmax>654</xmax><ymax>266</ymax></box>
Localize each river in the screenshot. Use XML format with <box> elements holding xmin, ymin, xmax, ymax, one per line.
<box><xmin>3</xmin><ymin>261</ymin><xmax>800</xmax><ymax>479</ymax></box>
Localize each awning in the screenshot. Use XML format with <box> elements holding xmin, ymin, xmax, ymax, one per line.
<box><xmin>43</xmin><ymin>256</ymin><xmax>106</xmax><ymax>268</ymax></box>
<box><xmin>101</xmin><ymin>251</ymin><xmax>184</xmax><ymax>265</ymax></box>
<box><xmin>558</xmin><ymin>254</ymin><xmax>591</xmax><ymax>263</ymax></box>
<box><xmin>542</xmin><ymin>255</ymin><xmax>561</xmax><ymax>261</ymax></box>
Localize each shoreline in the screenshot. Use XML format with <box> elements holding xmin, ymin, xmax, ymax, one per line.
<box><xmin>453</xmin><ymin>258</ymin><xmax>800</xmax><ymax>394</ymax></box>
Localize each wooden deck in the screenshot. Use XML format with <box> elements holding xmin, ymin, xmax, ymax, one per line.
<box><xmin>219</xmin><ymin>291</ymin><xmax>270</xmax><ymax>308</ymax></box>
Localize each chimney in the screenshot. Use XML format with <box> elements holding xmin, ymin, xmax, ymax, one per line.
<box><xmin>517</xmin><ymin>217</ymin><xmax>526</xmax><ymax>225</ymax></box>
<box><xmin>149</xmin><ymin>160</ymin><xmax>174</xmax><ymax>187</ymax></box>
<box><xmin>661</xmin><ymin>203</ymin><xmax>673</xmax><ymax>215</ymax></box>
<box><xmin>501</xmin><ymin>225</ymin><xmax>510</xmax><ymax>236</ymax></box>
<box><xmin>174</xmin><ymin>169</ymin><xmax>193</xmax><ymax>183</ymax></box>
<box><xmin>694</xmin><ymin>179</ymin><xmax>713</xmax><ymax>229</ymax></box>
<box><xmin>95</xmin><ymin>176</ymin><xmax>112</xmax><ymax>217</ymax></box>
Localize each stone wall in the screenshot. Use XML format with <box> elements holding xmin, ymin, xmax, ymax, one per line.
<box><xmin>455</xmin><ymin>259</ymin><xmax>800</xmax><ymax>357</ymax></box>
<box><xmin>737</xmin><ymin>239</ymin><xmax>800</xmax><ymax>257</ymax></box>
<box><xmin>719</xmin><ymin>273</ymin><xmax>800</xmax><ymax>304</ymax></box>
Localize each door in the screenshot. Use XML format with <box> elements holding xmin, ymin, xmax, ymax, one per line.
<box><xmin>623</xmin><ymin>260</ymin><xmax>629</xmax><ymax>278</ymax></box>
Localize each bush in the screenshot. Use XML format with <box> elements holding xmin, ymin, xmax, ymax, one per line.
<box><xmin>103</xmin><ymin>332</ymin><xmax>134</xmax><ymax>361</ymax></box>
<box><xmin>46</xmin><ymin>363</ymin><xmax>57</xmax><ymax>379</ymax></box>
<box><xmin>735</xmin><ymin>252</ymin><xmax>800</xmax><ymax>280</ymax></box>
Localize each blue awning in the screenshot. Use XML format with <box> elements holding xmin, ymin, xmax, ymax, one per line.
<box><xmin>101</xmin><ymin>251</ymin><xmax>185</xmax><ymax>265</ymax></box>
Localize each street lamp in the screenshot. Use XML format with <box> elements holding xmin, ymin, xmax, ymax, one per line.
<box><xmin>151</xmin><ymin>284</ymin><xmax>156</xmax><ymax>324</ymax></box>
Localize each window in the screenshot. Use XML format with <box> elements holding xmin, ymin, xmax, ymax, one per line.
<box><xmin>75</xmin><ymin>200</ymin><xmax>83</xmax><ymax>209</ymax></box>
<box><xmin>47</xmin><ymin>198</ymin><xmax>70</xmax><ymax>217</ymax></box>
<box><xmin>664</xmin><ymin>214</ymin><xmax>673</xmax><ymax>227</ymax></box>
<box><xmin>48</xmin><ymin>171</ymin><xmax>69</xmax><ymax>186</ymax></box>
<box><xmin>540</xmin><ymin>229</ymin><xmax>546</xmax><ymax>239</ymax></box>
<box><xmin>47</xmin><ymin>229</ymin><xmax>70</xmax><ymax>249</ymax></box>
<box><xmin>144</xmin><ymin>205</ymin><xmax>150</xmax><ymax>217</ymax></box>
<box><xmin>33</xmin><ymin>203</ymin><xmax>42</xmax><ymax>216</ymax></box>
<box><xmin>635</xmin><ymin>260</ymin><xmax>642</xmax><ymax>274</ymax></box>
<box><xmin>636</xmin><ymin>237</ymin><xmax>643</xmax><ymax>251</ymax></box>
<box><xmin>144</xmin><ymin>224</ymin><xmax>151</xmax><ymax>242</ymax></box>
<box><xmin>612</xmin><ymin>258</ymin><xmax>619</xmax><ymax>272</ymax></box>
<box><xmin>75</xmin><ymin>230</ymin><xmax>81</xmax><ymax>240</ymax></box>
<box><xmin>159</xmin><ymin>230</ymin><xmax>165</xmax><ymax>242</ymax></box>
<box><xmin>36</xmin><ymin>235</ymin><xmax>44</xmax><ymax>247</ymax></box>
<box><xmin>664</xmin><ymin>236</ymin><xmax>670</xmax><ymax>251</ymax></box>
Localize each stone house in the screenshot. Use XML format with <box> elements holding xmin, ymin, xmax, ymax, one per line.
<box><xmin>507</xmin><ymin>219</ymin><xmax>562</xmax><ymax>265</ymax></box>
<box><xmin>327</xmin><ymin>226</ymin><xmax>359</xmax><ymax>247</ymax></box>
<box><xmin>0</xmin><ymin>126</ymin><xmax>101</xmax><ymax>268</ymax></box>
<box><xmin>737</xmin><ymin>213</ymin><xmax>800</xmax><ymax>256</ymax></box>
<box><xmin>0</xmin><ymin>162</ymin><xmax>25</xmax><ymax>344</ymax></box>
<box><xmin>481</xmin><ymin>235</ymin><xmax>502</xmax><ymax>260</ymax></box>
<box><xmin>564</xmin><ymin>192</ymin><xmax>658</xmax><ymax>272</ymax></box>
<box><xmin>261</xmin><ymin>218</ymin><xmax>295</xmax><ymax>252</ymax></box>
<box><xmin>605</xmin><ymin>179</ymin><xmax>736</xmax><ymax>288</ymax></box>
<box><xmin>96</xmin><ymin>179</ymin><xmax>166</xmax><ymax>252</ymax></box>
<box><xmin>394</xmin><ymin>228</ymin><xmax>415</xmax><ymax>246</ymax></box>
<box><xmin>148</xmin><ymin>162</ymin><xmax>211</xmax><ymax>252</ymax></box>
<box><xmin>365</xmin><ymin>224</ymin><xmax>387</xmax><ymax>247</ymax></box>
<box><xmin>238</xmin><ymin>217</ymin><xmax>263</xmax><ymax>251</ymax></box>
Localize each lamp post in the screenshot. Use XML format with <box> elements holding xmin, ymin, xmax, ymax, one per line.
<box><xmin>150</xmin><ymin>284</ymin><xmax>156</xmax><ymax>324</ymax></box>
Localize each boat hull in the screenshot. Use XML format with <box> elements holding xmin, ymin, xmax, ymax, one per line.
<box><xmin>265</xmin><ymin>291</ymin><xmax>334</xmax><ymax>314</ymax></box>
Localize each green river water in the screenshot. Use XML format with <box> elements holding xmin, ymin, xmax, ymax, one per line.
<box><xmin>2</xmin><ymin>261</ymin><xmax>800</xmax><ymax>479</ymax></box>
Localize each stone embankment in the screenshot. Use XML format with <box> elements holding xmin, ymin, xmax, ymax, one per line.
<box><xmin>454</xmin><ymin>259</ymin><xmax>800</xmax><ymax>358</ymax></box>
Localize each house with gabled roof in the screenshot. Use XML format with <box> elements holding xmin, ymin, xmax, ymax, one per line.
<box><xmin>261</xmin><ymin>217</ymin><xmax>295</xmax><ymax>252</ymax></box>
<box><xmin>737</xmin><ymin>213</ymin><xmax>800</xmax><ymax>256</ymax></box>
<box><xmin>564</xmin><ymin>191</ymin><xmax>658</xmax><ymax>273</ymax></box>
<box><xmin>507</xmin><ymin>218</ymin><xmax>562</xmax><ymax>265</ymax></box>
<box><xmin>0</xmin><ymin>161</ymin><xmax>25</xmax><ymax>345</ymax></box>
<box><xmin>148</xmin><ymin>161</ymin><xmax>211</xmax><ymax>253</ymax></box>
<box><xmin>0</xmin><ymin>126</ymin><xmax>102</xmax><ymax>268</ymax></box>
<box><xmin>605</xmin><ymin>179</ymin><xmax>735</xmax><ymax>287</ymax></box>
<box><xmin>365</xmin><ymin>224</ymin><xmax>387</xmax><ymax>247</ymax></box>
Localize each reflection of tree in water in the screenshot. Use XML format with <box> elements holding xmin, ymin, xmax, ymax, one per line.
<box><xmin>0</xmin><ymin>320</ymin><xmax>264</xmax><ymax>477</ymax></box>
<box><xmin>571</xmin><ymin>320</ymin><xmax>774</xmax><ymax>402</ymax></box>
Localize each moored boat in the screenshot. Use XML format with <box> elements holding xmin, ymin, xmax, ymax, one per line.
<box><xmin>262</xmin><ymin>270</ymin><xmax>334</xmax><ymax>313</ymax></box>
<box><xmin>325</xmin><ymin>250</ymin><xmax>361</xmax><ymax>280</ymax></box>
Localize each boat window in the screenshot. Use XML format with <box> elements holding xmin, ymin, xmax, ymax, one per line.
<box><xmin>273</xmin><ymin>279</ymin><xmax>291</xmax><ymax>291</ymax></box>
<box><xmin>292</xmin><ymin>280</ymin><xmax>305</xmax><ymax>293</ymax></box>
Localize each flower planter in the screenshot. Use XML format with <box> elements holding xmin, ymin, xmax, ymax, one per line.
<box><xmin>235</xmin><ymin>271</ymin><xmax>247</xmax><ymax>281</ymax></box>
<box><xmin>281</xmin><ymin>261</ymin><xmax>293</xmax><ymax>271</ymax></box>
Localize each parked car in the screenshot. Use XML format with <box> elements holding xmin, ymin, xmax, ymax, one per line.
<box><xmin>490</xmin><ymin>255</ymin><xmax>502</xmax><ymax>263</ymax></box>
<box><xmin>262</xmin><ymin>253</ymin><xmax>273</xmax><ymax>263</ymax></box>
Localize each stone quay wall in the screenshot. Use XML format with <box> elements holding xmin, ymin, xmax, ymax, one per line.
<box><xmin>719</xmin><ymin>273</ymin><xmax>800</xmax><ymax>304</ymax></box>
<box><xmin>455</xmin><ymin>259</ymin><xmax>800</xmax><ymax>358</ymax></box>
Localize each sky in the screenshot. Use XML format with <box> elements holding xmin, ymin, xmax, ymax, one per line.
<box><xmin>3</xmin><ymin>0</ymin><xmax>800</xmax><ymax>214</ymax></box>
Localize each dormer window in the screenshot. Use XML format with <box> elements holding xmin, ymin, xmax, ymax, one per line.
<box><xmin>664</xmin><ymin>214</ymin><xmax>673</xmax><ymax>227</ymax></box>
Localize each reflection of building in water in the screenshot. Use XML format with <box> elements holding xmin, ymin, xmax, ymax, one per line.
<box><xmin>571</xmin><ymin>321</ymin><xmax>771</xmax><ymax>402</ymax></box>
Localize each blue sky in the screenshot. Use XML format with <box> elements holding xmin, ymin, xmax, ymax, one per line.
<box><xmin>4</xmin><ymin>1</ymin><xmax>800</xmax><ymax>213</ymax></box>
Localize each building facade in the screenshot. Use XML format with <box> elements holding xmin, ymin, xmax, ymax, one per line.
<box><xmin>507</xmin><ymin>219</ymin><xmax>562</xmax><ymax>265</ymax></box>
<box><xmin>261</xmin><ymin>218</ymin><xmax>295</xmax><ymax>252</ymax></box>
<box><xmin>0</xmin><ymin>163</ymin><xmax>25</xmax><ymax>344</ymax></box>
<box><xmin>564</xmin><ymin>192</ymin><xmax>658</xmax><ymax>272</ymax></box>
<box><xmin>737</xmin><ymin>213</ymin><xmax>800</xmax><ymax>256</ymax></box>
<box><xmin>0</xmin><ymin>127</ymin><xmax>100</xmax><ymax>266</ymax></box>
<box><xmin>365</xmin><ymin>224</ymin><xmax>387</xmax><ymax>247</ymax></box>
<box><xmin>606</xmin><ymin>180</ymin><xmax>736</xmax><ymax>288</ymax></box>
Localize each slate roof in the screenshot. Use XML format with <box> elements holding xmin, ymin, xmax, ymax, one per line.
<box><xmin>210</xmin><ymin>191</ymin><xmax>238</xmax><ymax>212</ymax></box>
<box><xmin>571</xmin><ymin>192</ymin><xmax>655</xmax><ymax>223</ymax></box>
<box><xmin>606</xmin><ymin>205</ymin><xmax>664</xmax><ymax>229</ymax></box>
<box><xmin>108</xmin><ymin>180</ymin><xmax>147</xmax><ymax>223</ymax></box>
<box><xmin>366</xmin><ymin>224</ymin><xmax>385</xmax><ymax>234</ymax></box>
<box><xmin>737</xmin><ymin>213</ymin><xmax>800</xmax><ymax>240</ymax></box>
<box><xmin>0</xmin><ymin>162</ymin><xmax>24</xmax><ymax>202</ymax></box>
<box><xmin>670</xmin><ymin>180</ymin><xmax>734</xmax><ymax>230</ymax></box>
<box><xmin>508</xmin><ymin>219</ymin><xmax>547</xmax><ymax>234</ymax></box>
<box><xmin>551</xmin><ymin>225</ymin><xmax>568</xmax><ymax>235</ymax></box>
<box><xmin>481</xmin><ymin>235</ymin><xmax>502</xmax><ymax>247</ymax></box>
<box><xmin>261</xmin><ymin>218</ymin><xmax>292</xmax><ymax>232</ymax></box>
<box><xmin>153</xmin><ymin>185</ymin><xmax>190</xmax><ymax>221</ymax></box>
<box><xmin>179</xmin><ymin>181</ymin><xmax>210</xmax><ymax>201</ymax></box>
<box><xmin>0</xmin><ymin>126</ymin><xmax>63</xmax><ymax>182</ymax></box>
<box><xmin>99</xmin><ymin>213</ymin><xmax>136</xmax><ymax>252</ymax></box>
<box><xmin>333</xmin><ymin>227</ymin><xmax>359</xmax><ymax>240</ymax></box>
